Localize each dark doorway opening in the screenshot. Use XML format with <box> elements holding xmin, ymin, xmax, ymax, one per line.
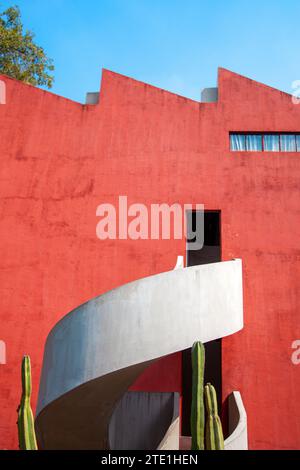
<box><xmin>182</xmin><ymin>210</ymin><xmax>222</xmax><ymax>436</ymax></box>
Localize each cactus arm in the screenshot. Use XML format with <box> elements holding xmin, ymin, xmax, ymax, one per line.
<box><xmin>190</xmin><ymin>341</ymin><xmax>205</xmax><ymax>450</ymax></box>
<box><xmin>17</xmin><ymin>356</ymin><xmax>38</xmax><ymax>450</ymax></box>
<box><xmin>205</xmin><ymin>414</ymin><xmax>216</xmax><ymax>450</ymax></box>
<box><xmin>213</xmin><ymin>415</ymin><xmax>224</xmax><ymax>450</ymax></box>
<box><xmin>204</xmin><ymin>383</ymin><xmax>224</xmax><ymax>450</ymax></box>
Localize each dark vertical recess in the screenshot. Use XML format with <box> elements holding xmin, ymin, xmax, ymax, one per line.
<box><xmin>182</xmin><ymin>210</ymin><xmax>222</xmax><ymax>436</ymax></box>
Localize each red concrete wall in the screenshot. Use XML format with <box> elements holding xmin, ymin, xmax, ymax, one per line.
<box><xmin>0</xmin><ymin>68</ymin><xmax>299</xmax><ymax>449</ymax></box>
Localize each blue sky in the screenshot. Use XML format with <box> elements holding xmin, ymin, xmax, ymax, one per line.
<box><xmin>1</xmin><ymin>0</ymin><xmax>300</xmax><ymax>103</ymax></box>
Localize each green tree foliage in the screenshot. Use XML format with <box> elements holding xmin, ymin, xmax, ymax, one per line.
<box><xmin>0</xmin><ymin>5</ymin><xmax>54</xmax><ymax>88</ymax></box>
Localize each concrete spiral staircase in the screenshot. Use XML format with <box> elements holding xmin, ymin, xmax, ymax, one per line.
<box><xmin>35</xmin><ymin>259</ymin><xmax>247</xmax><ymax>450</ymax></box>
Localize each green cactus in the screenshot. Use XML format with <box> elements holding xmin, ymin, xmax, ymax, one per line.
<box><xmin>17</xmin><ymin>356</ymin><xmax>38</xmax><ymax>450</ymax></box>
<box><xmin>190</xmin><ymin>341</ymin><xmax>205</xmax><ymax>450</ymax></box>
<box><xmin>204</xmin><ymin>383</ymin><xmax>224</xmax><ymax>450</ymax></box>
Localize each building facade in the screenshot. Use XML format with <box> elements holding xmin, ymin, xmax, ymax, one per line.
<box><xmin>0</xmin><ymin>68</ymin><xmax>299</xmax><ymax>449</ymax></box>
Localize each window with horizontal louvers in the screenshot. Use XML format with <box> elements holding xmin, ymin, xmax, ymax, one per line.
<box><xmin>230</xmin><ymin>133</ymin><xmax>300</xmax><ymax>152</ymax></box>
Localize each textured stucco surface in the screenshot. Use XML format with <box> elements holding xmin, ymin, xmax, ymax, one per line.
<box><xmin>1</xmin><ymin>68</ymin><xmax>300</xmax><ymax>449</ymax></box>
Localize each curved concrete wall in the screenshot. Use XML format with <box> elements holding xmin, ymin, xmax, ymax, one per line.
<box><xmin>109</xmin><ymin>391</ymin><xmax>179</xmax><ymax>450</ymax></box>
<box><xmin>224</xmin><ymin>391</ymin><xmax>248</xmax><ymax>450</ymax></box>
<box><xmin>36</xmin><ymin>259</ymin><xmax>243</xmax><ymax>449</ymax></box>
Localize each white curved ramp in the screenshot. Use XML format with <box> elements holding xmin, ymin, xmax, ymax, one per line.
<box><xmin>224</xmin><ymin>392</ymin><xmax>248</xmax><ymax>450</ymax></box>
<box><xmin>36</xmin><ymin>259</ymin><xmax>243</xmax><ymax>449</ymax></box>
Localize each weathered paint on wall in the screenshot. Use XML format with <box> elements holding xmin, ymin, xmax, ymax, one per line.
<box><xmin>0</xmin><ymin>68</ymin><xmax>299</xmax><ymax>449</ymax></box>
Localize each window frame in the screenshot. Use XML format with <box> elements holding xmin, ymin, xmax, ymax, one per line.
<box><xmin>230</xmin><ymin>132</ymin><xmax>300</xmax><ymax>153</ymax></box>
